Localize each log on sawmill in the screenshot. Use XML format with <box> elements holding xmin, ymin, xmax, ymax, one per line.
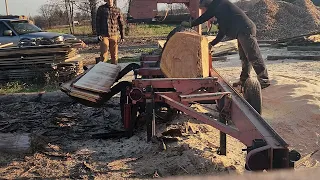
<box><xmin>160</xmin><ymin>32</ymin><xmax>210</xmax><ymax>78</ymax></box>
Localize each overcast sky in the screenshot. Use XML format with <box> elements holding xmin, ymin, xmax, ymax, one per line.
<box><xmin>0</xmin><ymin>0</ymin><xmax>49</xmax><ymax>16</ymax></box>
<box><xmin>0</xmin><ymin>0</ymin><xmax>130</xmax><ymax>16</ymax></box>
<box><xmin>0</xmin><ymin>0</ymin><xmax>238</xmax><ymax>17</ymax></box>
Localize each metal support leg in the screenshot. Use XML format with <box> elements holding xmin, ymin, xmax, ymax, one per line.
<box><xmin>146</xmin><ymin>85</ymin><xmax>156</xmax><ymax>142</ymax></box>
<box><xmin>129</xmin><ymin>105</ymin><xmax>138</xmax><ymax>137</ymax></box>
<box><xmin>124</xmin><ymin>94</ymin><xmax>132</xmax><ymax>137</ymax></box>
<box><xmin>219</xmin><ymin>115</ymin><xmax>227</xmax><ymax>155</ymax></box>
<box><xmin>146</xmin><ymin>99</ymin><xmax>156</xmax><ymax>141</ymax></box>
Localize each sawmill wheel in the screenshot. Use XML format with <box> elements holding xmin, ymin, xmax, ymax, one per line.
<box><xmin>243</xmin><ymin>78</ymin><xmax>262</xmax><ymax>114</ymax></box>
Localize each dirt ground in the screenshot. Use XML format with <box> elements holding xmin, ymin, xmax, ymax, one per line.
<box><xmin>78</xmin><ymin>36</ymin><xmax>161</xmax><ymax>64</ymax></box>
<box><xmin>0</xmin><ymin>44</ymin><xmax>319</xmax><ymax>179</ymax></box>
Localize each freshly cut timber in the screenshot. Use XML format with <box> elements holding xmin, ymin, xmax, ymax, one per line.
<box><xmin>160</xmin><ymin>32</ymin><xmax>210</xmax><ymax>78</ymax></box>
<box><xmin>61</xmin><ymin>62</ymin><xmax>121</xmax><ymax>103</ymax></box>
<box><xmin>73</xmin><ymin>62</ymin><xmax>121</xmax><ymax>93</ymax></box>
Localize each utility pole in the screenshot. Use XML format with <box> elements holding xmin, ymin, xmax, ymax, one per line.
<box><xmin>70</xmin><ymin>0</ymin><xmax>75</xmax><ymax>34</ymax></box>
<box><xmin>5</xmin><ymin>0</ymin><xmax>9</xmax><ymax>15</ymax></box>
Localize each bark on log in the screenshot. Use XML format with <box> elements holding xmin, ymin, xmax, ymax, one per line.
<box><xmin>160</xmin><ymin>32</ymin><xmax>210</xmax><ymax>78</ymax></box>
<box><xmin>0</xmin><ymin>133</ymin><xmax>32</xmax><ymax>154</ymax></box>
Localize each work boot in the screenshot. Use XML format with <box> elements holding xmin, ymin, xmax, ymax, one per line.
<box><xmin>233</xmin><ymin>78</ymin><xmax>270</xmax><ymax>90</ymax></box>
<box><xmin>232</xmin><ymin>80</ymin><xmax>245</xmax><ymax>88</ymax></box>
<box><xmin>259</xmin><ymin>79</ymin><xmax>271</xmax><ymax>89</ymax></box>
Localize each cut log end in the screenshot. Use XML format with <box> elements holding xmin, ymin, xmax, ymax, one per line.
<box><xmin>160</xmin><ymin>32</ymin><xmax>209</xmax><ymax>78</ymax></box>
<box><xmin>0</xmin><ymin>133</ymin><xmax>48</xmax><ymax>155</ymax></box>
<box><xmin>0</xmin><ymin>133</ymin><xmax>32</xmax><ymax>154</ymax></box>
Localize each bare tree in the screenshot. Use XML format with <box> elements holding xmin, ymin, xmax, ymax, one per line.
<box><xmin>38</xmin><ymin>4</ymin><xmax>53</xmax><ymax>28</ymax></box>
<box><xmin>40</xmin><ymin>0</ymin><xmax>127</xmax><ymax>34</ymax></box>
<box><xmin>89</xmin><ymin>0</ymin><xmax>98</xmax><ymax>34</ymax></box>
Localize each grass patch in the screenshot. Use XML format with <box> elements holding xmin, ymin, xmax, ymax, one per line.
<box><xmin>46</xmin><ymin>24</ymin><xmax>176</xmax><ymax>37</ymax></box>
<box><xmin>118</xmin><ymin>56</ymin><xmax>140</xmax><ymax>63</ymax></box>
<box><xmin>0</xmin><ymin>81</ymin><xmax>59</xmax><ymax>94</ymax></box>
<box><xmin>46</xmin><ymin>25</ymin><xmax>92</xmax><ymax>35</ymax></box>
<box><xmin>46</xmin><ymin>24</ymin><xmax>218</xmax><ymax>37</ymax></box>
<box><xmin>131</xmin><ymin>47</ymin><xmax>158</xmax><ymax>53</ymax></box>
<box><xmin>126</xmin><ymin>24</ymin><xmax>176</xmax><ymax>37</ymax></box>
<box><xmin>203</xmin><ymin>24</ymin><xmax>219</xmax><ymax>35</ymax></box>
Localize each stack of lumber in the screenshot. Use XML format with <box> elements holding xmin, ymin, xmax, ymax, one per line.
<box><xmin>266</xmin><ymin>33</ymin><xmax>320</xmax><ymax>61</ymax></box>
<box><xmin>270</xmin><ymin>32</ymin><xmax>320</xmax><ymax>47</ymax></box>
<box><xmin>210</xmin><ymin>39</ymin><xmax>238</xmax><ymax>57</ymax></box>
<box><xmin>0</xmin><ymin>44</ymin><xmax>83</xmax><ymax>82</ymax></box>
<box><xmin>61</xmin><ymin>62</ymin><xmax>121</xmax><ymax>103</ymax></box>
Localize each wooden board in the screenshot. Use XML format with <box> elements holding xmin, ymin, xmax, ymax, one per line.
<box><xmin>267</xmin><ymin>55</ymin><xmax>320</xmax><ymax>61</ymax></box>
<box><xmin>160</xmin><ymin>32</ymin><xmax>209</xmax><ymax>78</ymax></box>
<box><xmin>73</xmin><ymin>62</ymin><xmax>121</xmax><ymax>93</ymax></box>
<box><xmin>287</xmin><ymin>46</ymin><xmax>320</xmax><ymax>51</ymax></box>
<box><xmin>0</xmin><ymin>42</ymin><xmax>13</xmax><ymax>48</ymax></box>
<box><xmin>60</xmin><ymin>71</ymin><xmax>101</xmax><ymax>102</ymax></box>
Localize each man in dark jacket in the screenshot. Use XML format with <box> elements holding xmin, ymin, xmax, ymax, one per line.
<box><xmin>96</xmin><ymin>0</ymin><xmax>125</xmax><ymax>64</ymax></box>
<box><xmin>182</xmin><ymin>0</ymin><xmax>270</xmax><ymax>88</ymax></box>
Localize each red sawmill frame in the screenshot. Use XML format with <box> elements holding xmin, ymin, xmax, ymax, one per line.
<box><xmin>120</xmin><ymin>54</ymin><xmax>300</xmax><ymax>171</ymax></box>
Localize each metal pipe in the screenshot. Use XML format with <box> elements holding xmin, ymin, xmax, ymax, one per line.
<box><xmin>5</xmin><ymin>0</ymin><xmax>9</xmax><ymax>15</ymax></box>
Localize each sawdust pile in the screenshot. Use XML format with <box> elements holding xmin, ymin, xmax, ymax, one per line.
<box><xmin>213</xmin><ymin>49</ymin><xmax>320</xmax><ymax>167</ymax></box>
<box><xmin>247</xmin><ymin>0</ymin><xmax>320</xmax><ymax>40</ymax></box>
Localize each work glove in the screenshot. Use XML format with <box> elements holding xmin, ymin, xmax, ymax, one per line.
<box><xmin>209</xmin><ymin>43</ymin><xmax>213</xmax><ymax>51</ymax></box>
<box><xmin>209</xmin><ymin>40</ymin><xmax>216</xmax><ymax>50</ymax></box>
<box><xmin>98</xmin><ymin>36</ymin><xmax>103</xmax><ymax>42</ymax></box>
<box><xmin>181</xmin><ymin>21</ymin><xmax>192</xmax><ymax>28</ymax></box>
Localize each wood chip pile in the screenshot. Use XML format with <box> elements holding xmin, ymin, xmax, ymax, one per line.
<box><xmin>247</xmin><ymin>0</ymin><xmax>320</xmax><ymax>40</ymax></box>
<box><xmin>0</xmin><ymin>45</ymin><xmax>83</xmax><ymax>83</ymax></box>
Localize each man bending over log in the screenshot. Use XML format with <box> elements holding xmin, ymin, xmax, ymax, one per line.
<box><xmin>181</xmin><ymin>0</ymin><xmax>270</xmax><ymax>89</ymax></box>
